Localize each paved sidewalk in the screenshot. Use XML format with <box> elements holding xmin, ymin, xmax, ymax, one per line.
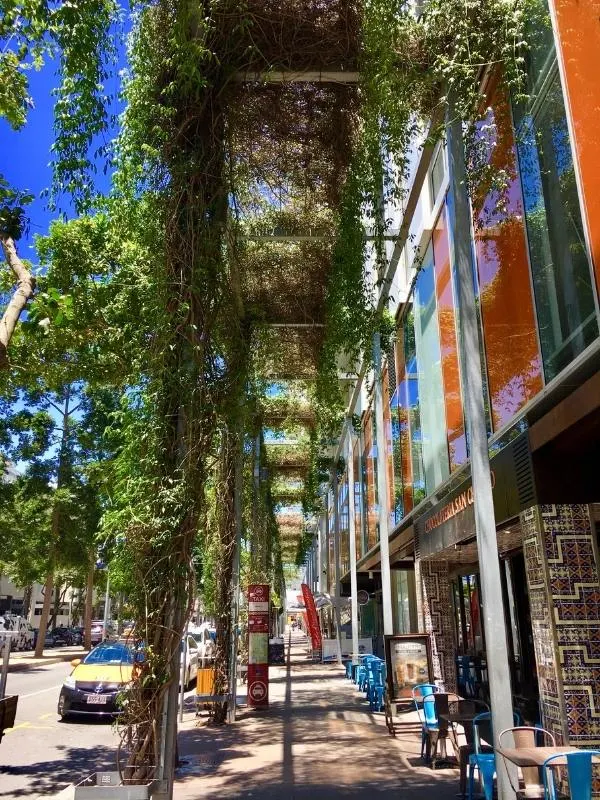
<box><xmin>6</xmin><ymin>646</ymin><xmax>84</xmax><ymax>672</ymax></box>
<box><xmin>174</xmin><ymin>633</ymin><xmax>461</xmax><ymax>799</ymax></box>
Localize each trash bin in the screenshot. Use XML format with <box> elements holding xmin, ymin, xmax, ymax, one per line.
<box><xmin>196</xmin><ymin>668</ymin><xmax>216</xmax><ymax>697</ymax></box>
<box><xmin>268</xmin><ymin>642</ymin><xmax>285</xmax><ymax>665</ymax></box>
<box><xmin>0</xmin><ymin>695</ymin><xmax>18</xmax><ymax>743</ymax></box>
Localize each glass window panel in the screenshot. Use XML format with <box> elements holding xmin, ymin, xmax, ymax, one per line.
<box><xmin>390</xmin><ymin>385</ymin><xmax>405</xmax><ymax>523</ymax></box>
<box><xmin>413</xmin><ymin>242</ymin><xmax>450</xmax><ymax>492</ymax></box>
<box><xmin>382</xmin><ymin>367</ymin><xmax>396</xmax><ymax>529</ymax></box>
<box><xmin>430</xmin><ymin>146</ymin><xmax>445</xmax><ymax>208</ymax></box>
<box><xmin>432</xmin><ymin>205</ymin><xmax>467</xmax><ymax>468</ymax></box>
<box><xmin>353</xmin><ymin>438</ymin><xmax>363</xmax><ymax>560</ymax></box>
<box><xmin>363</xmin><ymin>410</ymin><xmax>378</xmax><ymax>551</ymax></box>
<box><xmin>473</xmin><ymin>82</ymin><xmax>544</xmax><ymax>430</ymax></box>
<box><xmin>552</xmin><ymin>0</ymin><xmax>600</xmax><ymax>285</ymax></box>
<box><xmin>404</xmin><ymin>312</ymin><xmax>426</xmax><ymax>505</ymax></box>
<box><xmin>514</xmin><ymin>31</ymin><xmax>598</xmax><ymax>382</ymax></box>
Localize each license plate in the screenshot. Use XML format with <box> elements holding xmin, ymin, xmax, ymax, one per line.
<box><xmin>86</xmin><ymin>694</ymin><xmax>108</xmax><ymax>704</ymax></box>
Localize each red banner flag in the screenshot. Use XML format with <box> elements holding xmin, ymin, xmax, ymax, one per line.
<box><xmin>301</xmin><ymin>583</ymin><xmax>322</xmax><ymax>652</ymax></box>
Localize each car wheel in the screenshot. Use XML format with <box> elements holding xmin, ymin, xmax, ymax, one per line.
<box><xmin>57</xmin><ymin>694</ymin><xmax>69</xmax><ymax>721</ymax></box>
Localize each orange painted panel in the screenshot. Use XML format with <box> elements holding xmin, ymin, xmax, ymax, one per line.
<box><xmin>432</xmin><ymin>206</ymin><xmax>466</xmax><ymax>469</ymax></box>
<box><xmin>474</xmin><ymin>83</ymin><xmax>543</xmax><ymax>431</ymax></box>
<box><xmin>551</xmin><ymin>0</ymin><xmax>600</xmax><ymax>279</ymax></box>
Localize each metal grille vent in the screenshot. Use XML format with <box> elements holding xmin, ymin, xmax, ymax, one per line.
<box><xmin>513</xmin><ymin>434</ymin><xmax>535</xmax><ymax>509</ymax></box>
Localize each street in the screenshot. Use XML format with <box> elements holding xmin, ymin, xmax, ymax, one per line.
<box><xmin>1</xmin><ymin>658</ymin><xmax>119</xmax><ymax>799</ymax></box>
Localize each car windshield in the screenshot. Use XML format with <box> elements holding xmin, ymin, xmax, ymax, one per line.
<box><xmin>83</xmin><ymin>643</ymin><xmax>135</xmax><ymax>665</ymax></box>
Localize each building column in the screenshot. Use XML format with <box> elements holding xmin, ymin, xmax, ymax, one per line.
<box><xmin>346</xmin><ymin>421</ymin><xmax>360</xmax><ymax>665</ymax></box>
<box><xmin>373</xmin><ymin>332</ymin><xmax>394</xmax><ymax>636</ymax></box>
<box><xmin>521</xmin><ymin>503</ymin><xmax>600</xmax><ymax>745</ymax></box>
<box><xmin>415</xmin><ymin>558</ymin><xmax>457</xmax><ymax>692</ymax></box>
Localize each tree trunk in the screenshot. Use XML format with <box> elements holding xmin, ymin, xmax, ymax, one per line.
<box><xmin>34</xmin><ymin>387</ymin><xmax>72</xmax><ymax>656</ymax></box>
<box><xmin>21</xmin><ymin>585</ymin><xmax>32</xmax><ymax>618</ymax></box>
<box><xmin>84</xmin><ymin>555</ymin><xmax>94</xmax><ymax>650</ymax></box>
<box><xmin>49</xmin><ymin>583</ymin><xmax>61</xmax><ymax>629</ymax></box>
<box><xmin>0</xmin><ymin>236</ymin><xmax>36</xmax><ymax>368</ymax></box>
<box><xmin>35</xmin><ymin>570</ymin><xmax>54</xmax><ymax>657</ymax></box>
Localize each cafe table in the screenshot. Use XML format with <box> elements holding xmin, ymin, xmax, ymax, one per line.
<box><xmin>497</xmin><ymin>745</ymin><xmax>594</xmax><ymax>767</ymax></box>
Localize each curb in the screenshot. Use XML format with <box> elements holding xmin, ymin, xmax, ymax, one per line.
<box><xmin>7</xmin><ymin>650</ymin><xmax>83</xmax><ymax>673</ymax></box>
<box><xmin>35</xmin><ymin>784</ymin><xmax>75</xmax><ymax>800</ymax></box>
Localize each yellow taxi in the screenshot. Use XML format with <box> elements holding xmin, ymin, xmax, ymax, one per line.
<box><xmin>58</xmin><ymin>642</ymin><xmax>139</xmax><ymax>720</ymax></box>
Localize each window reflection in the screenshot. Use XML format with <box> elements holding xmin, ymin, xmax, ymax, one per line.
<box><xmin>514</xmin><ymin>35</ymin><xmax>598</xmax><ymax>381</ymax></box>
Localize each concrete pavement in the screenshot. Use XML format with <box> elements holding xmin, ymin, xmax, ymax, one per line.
<box><xmin>6</xmin><ymin>646</ymin><xmax>85</xmax><ymax>673</ymax></box>
<box><xmin>174</xmin><ymin>632</ymin><xmax>461</xmax><ymax>798</ymax></box>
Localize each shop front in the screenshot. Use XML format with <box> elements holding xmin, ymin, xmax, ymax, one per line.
<box><xmin>414</xmin><ymin>424</ymin><xmax>600</xmax><ymax>745</ymax></box>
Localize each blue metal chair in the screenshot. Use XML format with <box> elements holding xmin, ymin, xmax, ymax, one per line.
<box><xmin>412</xmin><ymin>683</ymin><xmax>441</xmax><ymax>762</ymax></box>
<box><xmin>358</xmin><ymin>655</ymin><xmax>378</xmax><ymax>694</ymax></box>
<box><xmin>368</xmin><ymin>660</ymin><xmax>385</xmax><ymax>712</ymax></box>
<box><xmin>468</xmin><ymin>711</ymin><xmax>521</xmax><ymax>800</ymax></box>
<box><xmin>543</xmin><ymin>750</ymin><xmax>600</xmax><ymax>800</ymax></box>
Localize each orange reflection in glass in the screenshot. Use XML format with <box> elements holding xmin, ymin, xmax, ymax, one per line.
<box><xmin>382</xmin><ymin>367</ymin><xmax>396</xmax><ymax>527</ymax></box>
<box><xmin>432</xmin><ymin>206</ymin><xmax>467</xmax><ymax>469</ymax></box>
<box><xmin>473</xmin><ymin>80</ymin><xmax>543</xmax><ymax>431</ymax></box>
<box><xmin>395</xmin><ymin>329</ymin><xmax>414</xmax><ymax>515</ymax></box>
<box><xmin>552</xmin><ymin>0</ymin><xmax>600</xmax><ymax>282</ymax></box>
<box><xmin>363</xmin><ymin>409</ymin><xmax>378</xmax><ymax>550</ymax></box>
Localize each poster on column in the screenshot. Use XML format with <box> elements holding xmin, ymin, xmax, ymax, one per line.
<box><xmin>247</xmin><ymin>584</ymin><xmax>269</xmax><ymax>707</ymax></box>
<box><xmin>384</xmin><ymin>634</ymin><xmax>432</xmax><ymax>701</ymax></box>
<box><xmin>301</xmin><ymin>583</ymin><xmax>322</xmax><ymax>652</ymax></box>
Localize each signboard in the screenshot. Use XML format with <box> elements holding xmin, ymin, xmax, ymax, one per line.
<box><xmin>248</xmin><ymin>613</ymin><xmax>269</xmax><ymax>634</ymax></box>
<box><xmin>247</xmin><ymin>584</ymin><xmax>269</xmax><ymax>707</ymax></box>
<box><xmin>384</xmin><ymin>634</ymin><xmax>433</xmax><ymax>702</ymax></box>
<box><xmin>301</xmin><ymin>583</ymin><xmax>322</xmax><ymax>655</ymax></box>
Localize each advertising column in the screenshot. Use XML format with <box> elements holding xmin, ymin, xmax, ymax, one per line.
<box><xmin>247</xmin><ymin>584</ymin><xmax>269</xmax><ymax>708</ymax></box>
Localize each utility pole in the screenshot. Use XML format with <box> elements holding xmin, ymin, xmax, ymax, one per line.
<box><xmin>446</xmin><ymin>95</ymin><xmax>516</xmax><ymax>800</ymax></box>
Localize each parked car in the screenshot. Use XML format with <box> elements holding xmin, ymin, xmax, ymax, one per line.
<box><xmin>46</xmin><ymin>626</ymin><xmax>74</xmax><ymax>647</ymax></box>
<box><xmin>0</xmin><ymin>615</ymin><xmax>35</xmax><ymax>651</ymax></box>
<box><xmin>58</xmin><ymin>642</ymin><xmax>141</xmax><ymax>720</ymax></box>
<box><xmin>69</xmin><ymin>626</ymin><xmax>84</xmax><ymax>646</ymax></box>
<box><xmin>90</xmin><ymin>619</ymin><xmax>116</xmax><ymax>646</ymax></box>
<box><xmin>189</xmin><ymin>624</ymin><xmax>216</xmax><ymax>664</ymax></box>
<box><xmin>180</xmin><ymin>634</ymin><xmax>200</xmax><ymax>688</ymax></box>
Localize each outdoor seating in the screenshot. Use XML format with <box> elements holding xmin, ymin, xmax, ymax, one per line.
<box><xmin>499</xmin><ymin>726</ymin><xmax>556</xmax><ymax>799</ymax></box>
<box><xmin>468</xmin><ymin>710</ymin><xmax>521</xmax><ymax>800</ymax></box>
<box><xmin>430</xmin><ymin>692</ymin><xmax>462</xmax><ymax>769</ymax></box>
<box><xmin>412</xmin><ymin>683</ymin><xmax>441</xmax><ymax>762</ymax></box>
<box><xmin>542</xmin><ymin>750</ymin><xmax>600</xmax><ymax>800</ymax></box>
<box><xmin>443</xmin><ymin>698</ymin><xmax>489</xmax><ymax>796</ymax></box>
<box><xmin>368</xmin><ymin>659</ymin><xmax>386</xmax><ymax>712</ymax></box>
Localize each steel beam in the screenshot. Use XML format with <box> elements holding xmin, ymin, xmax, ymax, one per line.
<box><xmin>235</xmin><ymin>71</ymin><xmax>359</xmax><ymax>84</ymax></box>
<box><xmin>345</xmin><ymin>421</ymin><xmax>360</xmax><ymax>665</ymax></box>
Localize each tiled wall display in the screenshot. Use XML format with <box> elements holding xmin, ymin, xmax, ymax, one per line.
<box><xmin>521</xmin><ymin>504</ymin><xmax>600</xmax><ymax>745</ymax></box>
<box><xmin>416</xmin><ymin>559</ymin><xmax>457</xmax><ymax>691</ymax></box>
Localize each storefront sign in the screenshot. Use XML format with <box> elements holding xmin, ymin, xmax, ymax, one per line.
<box><xmin>424</xmin><ymin>472</ymin><xmax>496</xmax><ymax>534</ymax></box>
<box><xmin>247</xmin><ymin>584</ymin><xmax>269</xmax><ymax>707</ymax></box>
<box><xmin>301</xmin><ymin>583</ymin><xmax>322</xmax><ymax>654</ymax></box>
<box><xmin>384</xmin><ymin>634</ymin><xmax>433</xmax><ymax>702</ymax></box>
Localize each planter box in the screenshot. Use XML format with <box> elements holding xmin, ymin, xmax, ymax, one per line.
<box><xmin>74</xmin><ymin>773</ymin><xmax>159</xmax><ymax>800</ymax></box>
<box><xmin>0</xmin><ymin>695</ymin><xmax>18</xmax><ymax>741</ymax></box>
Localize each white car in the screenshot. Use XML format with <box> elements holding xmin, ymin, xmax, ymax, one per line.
<box><xmin>189</xmin><ymin>624</ymin><xmax>216</xmax><ymax>664</ymax></box>
<box><xmin>180</xmin><ymin>634</ymin><xmax>200</xmax><ymax>688</ymax></box>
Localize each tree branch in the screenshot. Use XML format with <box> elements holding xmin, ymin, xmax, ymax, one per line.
<box><xmin>0</xmin><ymin>235</ymin><xmax>36</xmax><ymax>368</ymax></box>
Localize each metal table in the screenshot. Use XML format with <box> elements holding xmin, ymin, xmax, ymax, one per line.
<box><xmin>497</xmin><ymin>745</ymin><xmax>593</xmax><ymax>767</ymax></box>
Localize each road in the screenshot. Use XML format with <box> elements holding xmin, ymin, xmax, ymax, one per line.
<box><xmin>1</xmin><ymin>655</ymin><xmax>200</xmax><ymax>800</ymax></box>
<box><xmin>0</xmin><ymin>658</ymin><xmax>119</xmax><ymax>799</ymax></box>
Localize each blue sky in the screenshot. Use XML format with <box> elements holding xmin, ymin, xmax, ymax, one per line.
<box><xmin>0</xmin><ymin>17</ymin><xmax>128</xmax><ymax>262</ymax></box>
